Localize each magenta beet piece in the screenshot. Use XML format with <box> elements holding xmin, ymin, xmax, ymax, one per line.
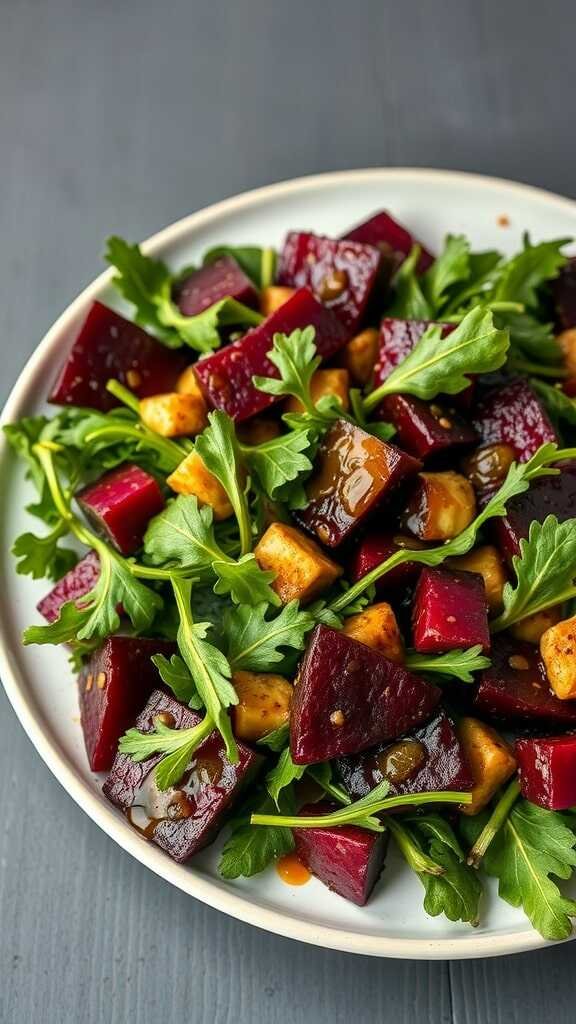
<box><xmin>516</xmin><ymin>735</ymin><xmax>576</xmax><ymax>810</ymax></box>
<box><xmin>173</xmin><ymin>256</ymin><xmax>258</xmax><ymax>316</ymax></box>
<box><xmin>474</xmin><ymin>637</ymin><xmax>576</xmax><ymax>726</ymax></box>
<box><xmin>492</xmin><ymin>461</ymin><xmax>576</xmax><ymax>563</ymax></box>
<box><xmin>293</xmin><ymin>802</ymin><xmax>388</xmax><ymax>905</ymax></box>
<box><xmin>79</xmin><ymin>639</ymin><xmax>176</xmax><ymax>771</ymax></box>
<box><xmin>336</xmin><ymin>710</ymin><xmax>473</xmax><ymax>800</ymax></box>
<box><xmin>193</xmin><ymin>287</ymin><xmax>349</xmax><ymax>422</ymax></box>
<box><xmin>374</xmin><ymin>318</ymin><xmax>474</xmax><ymax>411</ymax></box>
<box><xmin>76</xmin><ymin>463</ymin><xmax>165</xmax><ymax>555</ymax></box>
<box><xmin>412</xmin><ymin>567</ymin><xmax>490</xmax><ymax>654</ymax></box>
<box><xmin>296</xmin><ymin>418</ymin><xmax>421</xmax><ymax>547</ymax></box>
<box><xmin>472</xmin><ymin>377</ymin><xmax>557</xmax><ymax>462</ymax></box>
<box><xmin>103</xmin><ymin>689</ymin><xmax>262</xmax><ymax>862</ymax></box>
<box><xmin>277</xmin><ymin>232</ymin><xmax>382</xmax><ymax>330</ymax></box>
<box><xmin>49</xmin><ymin>301</ymin><xmax>188</xmax><ymax>412</ymax></box>
<box><xmin>37</xmin><ymin>550</ymin><xmax>100</xmax><ymax>623</ymax></box>
<box><xmin>552</xmin><ymin>257</ymin><xmax>576</xmax><ymax>330</ymax></box>
<box><xmin>378</xmin><ymin>394</ymin><xmax>478</xmax><ymax>459</ymax></box>
<box><xmin>290</xmin><ymin>625</ymin><xmax>441</xmax><ymax>764</ymax></box>
<box><xmin>350</xmin><ymin>530</ymin><xmax>425</xmax><ymax>593</ymax></box>
<box><xmin>343</xmin><ymin>211</ymin><xmax>434</xmax><ymax>274</ymax></box>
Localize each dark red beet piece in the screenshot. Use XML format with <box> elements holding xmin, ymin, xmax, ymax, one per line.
<box><xmin>49</xmin><ymin>302</ymin><xmax>188</xmax><ymax>412</ymax></box>
<box><xmin>193</xmin><ymin>288</ymin><xmax>349</xmax><ymax>422</ymax></box>
<box><xmin>37</xmin><ymin>550</ymin><xmax>100</xmax><ymax>622</ymax></box>
<box><xmin>472</xmin><ymin>377</ymin><xmax>557</xmax><ymax>462</ymax></box>
<box><xmin>76</xmin><ymin>464</ymin><xmax>165</xmax><ymax>555</ymax></box>
<box><xmin>515</xmin><ymin>735</ymin><xmax>576</xmax><ymax>810</ymax></box>
<box><xmin>103</xmin><ymin>690</ymin><xmax>262</xmax><ymax>862</ymax></box>
<box><xmin>412</xmin><ymin>567</ymin><xmax>490</xmax><ymax>653</ymax></box>
<box><xmin>378</xmin><ymin>394</ymin><xmax>478</xmax><ymax>459</ymax></box>
<box><xmin>296</xmin><ymin>419</ymin><xmax>421</xmax><ymax>548</ymax></box>
<box><xmin>552</xmin><ymin>257</ymin><xmax>576</xmax><ymax>330</ymax></box>
<box><xmin>79</xmin><ymin>639</ymin><xmax>176</xmax><ymax>771</ymax></box>
<box><xmin>474</xmin><ymin>637</ymin><xmax>576</xmax><ymax>726</ymax></box>
<box><xmin>336</xmin><ymin>710</ymin><xmax>473</xmax><ymax>800</ymax></box>
<box><xmin>350</xmin><ymin>530</ymin><xmax>426</xmax><ymax>593</ymax></box>
<box><xmin>277</xmin><ymin>232</ymin><xmax>382</xmax><ymax>330</ymax></box>
<box><xmin>374</xmin><ymin>318</ymin><xmax>475</xmax><ymax>412</ymax></box>
<box><xmin>293</xmin><ymin>802</ymin><xmax>388</xmax><ymax>906</ymax></box>
<box><xmin>492</xmin><ymin>461</ymin><xmax>576</xmax><ymax>563</ymax></box>
<box><xmin>343</xmin><ymin>211</ymin><xmax>434</xmax><ymax>274</ymax></box>
<box><xmin>290</xmin><ymin>625</ymin><xmax>441</xmax><ymax>764</ymax></box>
<box><xmin>173</xmin><ymin>256</ymin><xmax>258</xmax><ymax>316</ymax></box>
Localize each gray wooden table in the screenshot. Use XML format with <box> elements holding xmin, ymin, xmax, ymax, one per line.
<box><xmin>2</xmin><ymin>1</ymin><xmax>576</xmax><ymax>1021</ymax></box>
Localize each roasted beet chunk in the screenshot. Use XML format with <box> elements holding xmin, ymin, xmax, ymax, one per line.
<box><xmin>412</xmin><ymin>567</ymin><xmax>490</xmax><ymax>653</ymax></box>
<box><xmin>76</xmin><ymin>464</ymin><xmax>164</xmax><ymax>555</ymax></box>
<box><xmin>552</xmin><ymin>257</ymin><xmax>576</xmax><ymax>330</ymax></box>
<box><xmin>336</xmin><ymin>711</ymin><xmax>473</xmax><ymax>800</ymax></box>
<box><xmin>49</xmin><ymin>302</ymin><xmax>188</xmax><ymax>412</ymax></box>
<box><xmin>492</xmin><ymin>461</ymin><xmax>576</xmax><ymax>563</ymax></box>
<box><xmin>103</xmin><ymin>690</ymin><xmax>262</xmax><ymax>862</ymax></box>
<box><xmin>37</xmin><ymin>550</ymin><xmax>100</xmax><ymax>622</ymax></box>
<box><xmin>290</xmin><ymin>625</ymin><xmax>441</xmax><ymax>764</ymax></box>
<box><xmin>173</xmin><ymin>256</ymin><xmax>258</xmax><ymax>316</ymax></box>
<box><xmin>277</xmin><ymin>232</ymin><xmax>382</xmax><ymax>330</ymax></box>
<box><xmin>473</xmin><ymin>637</ymin><xmax>576</xmax><ymax>726</ymax></box>
<box><xmin>79</xmin><ymin>639</ymin><xmax>176</xmax><ymax>771</ymax></box>
<box><xmin>193</xmin><ymin>288</ymin><xmax>349</xmax><ymax>422</ymax></box>
<box><xmin>516</xmin><ymin>735</ymin><xmax>576</xmax><ymax>810</ymax></box>
<box><xmin>343</xmin><ymin>212</ymin><xmax>434</xmax><ymax>274</ymax></box>
<box><xmin>350</xmin><ymin>530</ymin><xmax>426</xmax><ymax>593</ymax></box>
<box><xmin>472</xmin><ymin>377</ymin><xmax>557</xmax><ymax>462</ymax></box>
<box><xmin>293</xmin><ymin>802</ymin><xmax>388</xmax><ymax>905</ymax></box>
<box><xmin>379</xmin><ymin>394</ymin><xmax>478</xmax><ymax>459</ymax></box>
<box><xmin>375</xmin><ymin>319</ymin><xmax>453</xmax><ymax>382</ymax></box>
<box><xmin>296</xmin><ymin>419</ymin><xmax>421</xmax><ymax>547</ymax></box>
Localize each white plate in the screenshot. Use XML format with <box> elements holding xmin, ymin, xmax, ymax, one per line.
<box><xmin>2</xmin><ymin>168</ymin><xmax>576</xmax><ymax>960</ymax></box>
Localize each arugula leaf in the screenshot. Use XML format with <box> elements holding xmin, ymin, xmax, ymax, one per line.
<box><xmin>119</xmin><ymin>713</ymin><xmax>214</xmax><ymax>790</ymax></box>
<box><xmin>491</xmin><ymin>236</ymin><xmax>570</xmax><ymax>309</ymax></box>
<box><xmin>307</xmin><ymin>762</ymin><xmax>352</xmax><ymax>805</ymax></box>
<box><xmin>4</xmin><ymin>417</ymin><xmax>62</xmax><ymax>525</ymax></box>
<box><xmin>387</xmin><ymin>246</ymin><xmax>431</xmax><ymax>319</ymax></box>
<box><xmin>266</xmin><ymin>746</ymin><xmax>305</xmax><ymax>809</ymax></box>
<box><xmin>400</xmin><ymin>815</ymin><xmax>483</xmax><ymax>925</ymax></box>
<box><xmin>203</xmin><ymin>245</ymin><xmax>277</xmax><ymax>288</ymax></box>
<box><xmin>212</xmin><ymin>553</ymin><xmax>279</xmax><ymax>607</ymax></box>
<box><xmin>195</xmin><ymin>411</ymin><xmax>253</xmax><ymax>557</ymax></box>
<box><xmin>144</xmin><ymin>495</ymin><xmax>229</xmax><ymax>573</ymax></box>
<box><xmin>253</xmin><ymin>327</ymin><xmax>343</xmax><ymax>434</ymax></box>
<box><xmin>223</xmin><ymin>600</ymin><xmax>315</xmax><ymax>671</ymax></box>
<box><xmin>405</xmin><ymin>646</ymin><xmax>491</xmax><ymax>683</ymax></box>
<box><xmin>240</xmin><ymin>429</ymin><xmax>314</xmax><ymax>501</ymax></box>
<box><xmin>500</xmin><ymin>312</ymin><xmax>563</xmax><ymax>366</ymax></box>
<box><xmin>531</xmin><ymin>378</ymin><xmax>576</xmax><ymax>427</ymax></box>
<box><xmin>219</xmin><ymin>793</ymin><xmax>294</xmax><ymax>879</ymax></box>
<box><xmin>257</xmin><ymin>724</ymin><xmax>290</xmax><ymax>752</ymax></box>
<box><xmin>12</xmin><ymin>522</ymin><xmax>77</xmax><ymax>581</ymax></box>
<box><xmin>423</xmin><ymin>235</ymin><xmax>471</xmax><ymax>312</ymax></box>
<box><xmin>151</xmin><ymin>652</ymin><xmax>202</xmax><ymax>708</ymax></box>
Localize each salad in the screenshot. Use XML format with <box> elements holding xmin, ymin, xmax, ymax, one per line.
<box><xmin>7</xmin><ymin>209</ymin><xmax>576</xmax><ymax>941</ymax></box>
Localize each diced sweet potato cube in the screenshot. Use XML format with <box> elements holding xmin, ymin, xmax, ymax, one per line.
<box><xmin>447</xmin><ymin>545</ymin><xmax>507</xmax><ymax>613</ymax></box>
<box><xmin>474</xmin><ymin>637</ymin><xmax>576</xmax><ymax>725</ymax></box>
<box><xmin>511</xmin><ymin>605</ymin><xmax>563</xmax><ymax>645</ymax></box>
<box><xmin>176</xmin><ymin>366</ymin><xmax>208</xmax><ymax>400</ymax></box>
<box><xmin>254</xmin><ymin>523</ymin><xmax>342</xmax><ymax>604</ymax></box>
<box><xmin>260</xmin><ymin>286</ymin><xmax>296</xmax><ymax>316</ymax></box>
<box><xmin>139</xmin><ymin>392</ymin><xmax>208</xmax><ymax>437</ymax></box>
<box><xmin>404</xmin><ymin>471</ymin><xmax>476</xmax><ymax>541</ymax></box>
<box><xmin>472</xmin><ymin>377</ymin><xmax>557</xmax><ymax>462</ymax></box>
<box><xmin>285</xmin><ymin>368</ymin><xmax>350</xmax><ymax>415</ymax></box>
<box><xmin>342</xmin><ymin>602</ymin><xmax>404</xmax><ymax>663</ymax></box>
<box><xmin>231</xmin><ymin>670</ymin><xmax>292</xmax><ymax>741</ymax></box>
<box><xmin>166</xmin><ymin>451</ymin><xmax>233</xmax><ymax>520</ymax></box>
<box><xmin>515</xmin><ymin>735</ymin><xmax>576</xmax><ymax>810</ymax></box>
<box><xmin>236</xmin><ymin>417</ymin><xmax>282</xmax><ymax>446</ymax></box>
<box><xmin>558</xmin><ymin>328</ymin><xmax>576</xmax><ymax>376</ymax></box>
<box><xmin>456</xmin><ymin>717</ymin><xmax>517</xmax><ymax>815</ymax></box>
<box><xmin>343</xmin><ymin>211</ymin><xmax>434</xmax><ymax>273</ymax></box>
<box><xmin>76</xmin><ymin>464</ymin><xmax>165</xmax><ymax>554</ymax></box>
<box><xmin>540</xmin><ymin>615</ymin><xmax>576</xmax><ymax>699</ymax></box>
<box><xmin>172</xmin><ymin>256</ymin><xmax>258</xmax><ymax>316</ymax></box>
<box><xmin>412</xmin><ymin>567</ymin><xmax>490</xmax><ymax>654</ymax></box>
<box><xmin>340</xmin><ymin>328</ymin><xmax>380</xmax><ymax>385</ymax></box>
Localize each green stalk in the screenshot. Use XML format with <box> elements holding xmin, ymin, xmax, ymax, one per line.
<box><xmin>386</xmin><ymin>817</ymin><xmax>445</xmax><ymax>876</ymax></box>
<box><xmin>251</xmin><ymin>790</ymin><xmax>472</xmax><ymax>830</ymax></box>
<box><xmin>508</xmin><ymin>358</ymin><xmax>568</xmax><ymax>379</ymax></box>
<box><xmin>467</xmin><ymin>778</ymin><xmax>521</xmax><ymax>868</ymax></box>
<box><xmin>260</xmin><ymin>248</ymin><xmax>276</xmax><ymax>289</ymax></box>
<box><xmin>491</xmin><ymin>584</ymin><xmax>576</xmax><ymax>634</ymax></box>
<box><xmin>106</xmin><ymin>378</ymin><xmax>142</xmax><ymax>414</ymax></box>
<box><xmin>84</xmin><ymin>424</ymin><xmax>185</xmax><ymax>470</ymax></box>
<box><xmin>105</xmin><ymin>378</ymin><xmax>189</xmax><ymax>463</ymax></box>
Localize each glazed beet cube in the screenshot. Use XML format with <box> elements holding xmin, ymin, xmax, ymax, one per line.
<box><xmin>350</xmin><ymin>530</ymin><xmax>426</xmax><ymax>593</ymax></box>
<box><xmin>76</xmin><ymin>463</ymin><xmax>165</xmax><ymax>555</ymax></box>
<box><xmin>290</xmin><ymin>625</ymin><xmax>441</xmax><ymax>764</ymax></box>
<box><xmin>79</xmin><ymin>639</ymin><xmax>176</xmax><ymax>771</ymax></box>
<box><xmin>516</xmin><ymin>735</ymin><xmax>576</xmax><ymax>810</ymax></box>
<box><xmin>343</xmin><ymin>211</ymin><xmax>434</xmax><ymax>274</ymax></box>
<box><xmin>37</xmin><ymin>550</ymin><xmax>100</xmax><ymax>622</ymax></box>
<box><xmin>474</xmin><ymin>637</ymin><xmax>576</xmax><ymax>726</ymax></box>
<box><xmin>552</xmin><ymin>257</ymin><xmax>576</xmax><ymax>330</ymax></box>
<box><xmin>49</xmin><ymin>302</ymin><xmax>188</xmax><ymax>412</ymax></box>
<box><xmin>492</xmin><ymin>461</ymin><xmax>576</xmax><ymax>563</ymax></box>
<box><xmin>293</xmin><ymin>802</ymin><xmax>388</xmax><ymax>906</ymax></box>
<box><xmin>193</xmin><ymin>288</ymin><xmax>349</xmax><ymax>422</ymax></box>
<box><xmin>336</xmin><ymin>710</ymin><xmax>473</xmax><ymax>800</ymax></box>
<box><xmin>378</xmin><ymin>394</ymin><xmax>478</xmax><ymax>459</ymax></box>
<box><xmin>472</xmin><ymin>377</ymin><xmax>557</xmax><ymax>462</ymax></box>
<box><xmin>412</xmin><ymin>567</ymin><xmax>490</xmax><ymax>654</ymax></box>
<box><xmin>374</xmin><ymin>318</ymin><xmax>474</xmax><ymax>411</ymax></box>
<box><xmin>103</xmin><ymin>689</ymin><xmax>262</xmax><ymax>862</ymax></box>
<box><xmin>277</xmin><ymin>232</ymin><xmax>382</xmax><ymax>330</ymax></box>
<box><xmin>296</xmin><ymin>419</ymin><xmax>421</xmax><ymax>547</ymax></box>
<box><xmin>173</xmin><ymin>256</ymin><xmax>258</xmax><ymax>317</ymax></box>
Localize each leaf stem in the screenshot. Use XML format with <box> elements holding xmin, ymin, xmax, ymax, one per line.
<box><xmin>251</xmin><ymin>790</ymin><xmax>472</xmax><ymax>830</ymax></box>
<box><xmin>508</xmin><ymin>358</ymin><xmax>568</xmax><ymax>379</ymax></box>
<box><xmin>467</xmin><ymin>777</ymin><xmax>521</xmax><ymax>868</ymax></box>
<box><xmin>84</xmin><ymin>423</ymin><xmax>185</xmax><ymax>470</ymax></box>
<box><xmin>106</xmin><ymin>378</ymin><xmax>142</xmax><ymax>414</ymax></box>
<box><xmin>491</xmin><ymin>584</ymin><xmax>576</xmax><ymax>634</ymax></box>
<box><xmin>386</xmin><ymin>817</ymin><xmax>445</xmax><ymax>876</ymax></box>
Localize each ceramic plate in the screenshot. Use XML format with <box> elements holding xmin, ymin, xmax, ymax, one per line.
<box><xmin>2</xmin><ymin>168</ymin><xmax>576</xmax><ymax>959</ymax></box>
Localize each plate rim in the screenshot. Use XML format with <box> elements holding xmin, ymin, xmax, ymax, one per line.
<box><xmin>2</xmin><ymin>166</ymin><xmax>575</xmax><ymax>960</ymax></box>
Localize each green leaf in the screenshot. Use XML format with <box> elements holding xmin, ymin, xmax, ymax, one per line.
<box><xmin>151</xmin><ymin>653</ymin><xmax>202</xmax><ymax>708</ymax></box>
<box><xmin>492</xmin><ymin>236</ymin><xmax>570</xmax><ymax>309</ymax></box>
<box><xmin>4</xmin><ymin>417</ymin><xmax>62</xmax><ymax>525</ymax></box>
<box><xmin>500</xmin><ymin>312</ymin><xmax>563</xmax><ymax>365</ymax></box>
<box><xmin>219</xmin><ymin>794</ymin><xmax>294</xmax><ymax>879</ymax></box>
<box><xmin>119</xmin><ymin>714</ymin><xmax>214</xmax><ymax>790</ymax></box>
<box><xmin>257</xmin><ymin>724</ymin><xmax>290</xmax><ymax>752</ymax></box>
<box><xmin>223</xmin><ymin>600</ymin><xmax>315</xmax><ymax>670</ymax></box>
<box><xmin>23</xmin><ymin>600</ymin><xmax>89</xmax><ymax>646</ymax></box>
<box><xmin>143</xmin><ymin>495</ymin><xmax>225</xmax><ymax>572</ymax></box>
<box><xmin>212</xmin><ymin>553</ymin><xmax>279</xmax><ymax>606</ymax></box>
<box><xmin>253</xmin><ymin>326</ymin><xmax>321</xmax><ymax>405</ymax></box>
<box><xmin>387</xmin><ymin>246</ymin><xmax>432</xmax><ymax>319</ymax></box>
<box><xmin>203</xmin><ymin>245</ymin><xmax>277</xmax><ymax>288</ymax></box>
<box><xmin>423</xmin><ymin>235</ymin><xmax>471</xmax><ymax>312</ymax></box>
<box><xmin>12</xmin><ymin>523</ymin><xmax>77</xmax><ymax>581</ymax></box>
<box><xmin>266</xmin><ymin>746</ymin><xmax>305</xmax><ymax>809</ymax></box>
<box><xmin>531</xmin><ymin>379</ymin><xmax>576</xmax><ymax>427</ymax></box>
<box><xmin>240</xmin><ymin>429</ymin><xmax>314</xmax><ymax>500</ymax></box>
<box><xmin>405</xmin><ymin>646</ymin><xmax>491</xmax><ymax>683</ymax></box>
<box><xmin>195</xmin><ymin>411</ymin><xmax>253</xmax><ymax>557</ymax></box>
<box><xmin>308</xmin><ymin>762</ymin><xmax>352</xmax><ymax>805</ymax></box>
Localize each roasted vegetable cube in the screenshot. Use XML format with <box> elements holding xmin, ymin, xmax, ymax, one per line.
<box><xmin>540</xmin><ymin>615</ymin><xmax>576</xmax><ymax>699</ymax></box>
<box><xmin>340</xmin><ymin>328</ymin><xmax>380</xmax><ymax>385</ymax></box>
<box><xmin>231</xmin><ymin>670</ymin><xmax>292</xmax><ymax>741</ymax></box>
<box><xmin>492</xmin><ymin>461</ymin><xmax>576</xmax><ymax>563</ymax></box>
<box><xmin>37</xmin><ymin>550</ymin><xmax>100</xmax><ymax>622</ymax></box>
<box><xmin>290</xmin><ymin>625</ymin><xmax>441</xmax><ymax>764</ymax></box>
<box><xmin>447</xmin><ymin>545</ymin><xmax>507</xmax><ymax>614</ymax></box>
<box><xmin>379</xmin><ymin>394</ymin><xmax>478</xmax><ymax>459</ymax></box>
<box><xmin>342</xmin><ymin>602</ymin><xmax>404</xmax><ymax>663</ymax></box>
<box><xmin>254</xmin><ymin>523</ymin><xmax>342</xmax><ymax>604</ymax></box>
<box><xmin>456</xmin><ymin>717</ymin><xmax>517</xmax><ymax>815</ymax></box>
<box><xmin>350</xmin><ymin>530</ymin><xmax>426</xmax><ymax>593</ymax></box>
<box><xmin>552</xmin><ymin>257</ymin><xmax>576</xmax><ymax>330</ymax></box>
<box><xmin>293</xmin><ymin>802</ymin><xmax>388</xmax><ymax>905</ymax></box>
<box><xmin>412</xmin><ymin>567</ymin><xmax>490</xmax><ymax>653</ymax></box>
<box><xmin>176</xmin><ymin>365</ymin><xmax>207</xmax><ymax>400</ymax></box>
<box><xmin>166</xmin><ymin>451</ymin><xmax>233</xmax><ymax>519</ymax></box>
<box><xmin>474</xmin><ymin>637</ymin><xmax>576</xmax><ymax>725</ymax></box>
<box><xmin>260</xmin><ymin>286</ymin><xmax>296</xmax><ymax>316</ymax></box>
<box><xmin>343</xmin><ymin>211</ymin><xmax>434</xmax><ymax>273</ymax></box>
<box><xmin>404</xmin><ymin>471</ymin><xmax>476</xmax><ymax>541</ymax></box>
<box><xmin>172</xmin><ymin>256</ymin><xmax>258</xmax><ymax>316</ymax></box>
<box><xmin>103</xmin><ymin>690</ymin><xmax>262</xmax><ymax>862</ymax></box>
<box><xmin>462</xmin><ymin>443</ymin><xmax>517</xmax><ymax>501</ymax></box>
<box><xmin>516</xmin><ymin>735</ymin><xmax>576</xmax><ymax>810</ymax></box>
<box><xmin>285</xmin><ymin>368</ymin><xmax>350</xmax><ymax>415</ymax></box>
<box><xmin>76</xmin><ymin>464</ymin><xmax>165</xmax><ymax>554</ymax></box>
<box><xmin>472</xmin><ymin>377</ymin><xmax>557</xmax><ymax>462</ymax></box>
<box><xmin>297</xmin><ymin>419</ymin><xmax>421</xmax><ymax>548</ymax></box>
<box><xmin>558</xmin><ymin>328</ymin><xmax>576</xmax><ymax>376</ymax></box>
<box><xmin>139</xmin><ymin>392</ymin><xmax>208</xmax><ymax>437</ymax></box>
<box><xmin>511</xmin><ymin>605</ymin><xmax>563</xmax><ymax>645</ymax></box>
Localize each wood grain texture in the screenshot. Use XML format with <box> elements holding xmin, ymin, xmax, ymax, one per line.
<box><xmin>1</xmin><ymin>0</ymin><xmax>576</xmax><ymax>1021</ymax></box>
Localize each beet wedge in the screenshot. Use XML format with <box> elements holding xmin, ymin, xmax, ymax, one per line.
<box><xmin>343</xmin><ymin>212</ymin><xmax>434</xmax><ymax>274</ymax></box>
<box><xmin>76</xmin><ymin>463</ymin><xmax>165</xmax><ymax>555</ymax></box>
<box><xmin>492</xmin><ymin>460</ymin><xmax>576</xmax><ymax>562</ymax></box>
<box><xmin>350</xmin><ymin>530</ymin><xmax>426</xmax><ymax>594</ymax></box>
<box><xmin>173</xmin><ymin>256</ymin><xmax>258</xmax><ymax>317</ymax></box>
<box><xmin>515</xmin><ymin>735</ymin><xmax>576</xmax><ymax>810</ymax></box>
<box><xmin>49</xmin><ymin>301</ymin><xmax>188</xmax><ymax>411</ymax></box>
<box><xmin>472</xmin><ymin>376</ymin><xmax>557</xmax><ymax>462</ymax></box>
<box><xmin>293</xmin><ymin>802</ymin><xmax>388</xmax><ymax>905</ymax></box>
<box><xmin>37</xmin><ymin>550</ymin><xmax>100</xmax><ymax>623</ymax></box>
<box><xmin>336</xmin><ymin>710</ymin><xmax>473</xmax><ymax>800</ymax></box>
<box><xmin>79</xmin><ymin>638</ymin><xmax>176</xmax><ymax>771</ymax></box>
<box><xmin>290</xmin><ymin>625</ymin><xmax>441</xmax><ymax>764</ymax></box>
<box><xmin>103</xmin><ymin>690</ymin><xmax>262</xmax><ymax>861</ymax></box>
<box><xmin>193</xmin><ymin>287</ymin><xmax>349</xmax><ymax>422</ymax></box>
<box><xmin>412</xmin><ymin>567</ymin><xmax>490</xmax><ymax>654</ymax></box>
<box><xmin>473</xmin><ymin>637</ymin><xmax>576</xmax><ymax>726</ymax></box>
